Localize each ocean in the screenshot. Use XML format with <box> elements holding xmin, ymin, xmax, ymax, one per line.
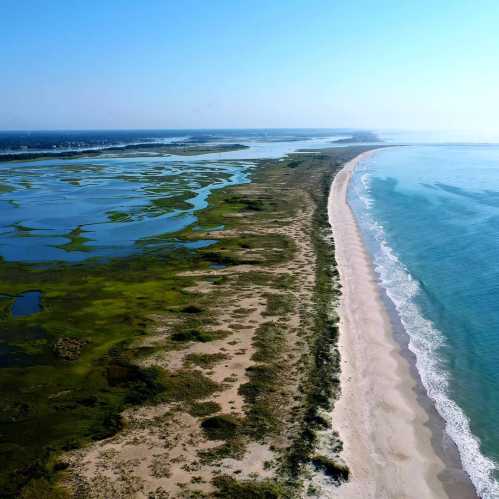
<box><xmin>349</xmin><ymin>145</ymin><xmax>499</xmax><ymax>498</ymax></box>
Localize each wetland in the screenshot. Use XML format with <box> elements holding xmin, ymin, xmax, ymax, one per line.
<box><xmin>0</xmin><ymin>131</ymin><xmax>373</xmax><ymax>498</ymax></box>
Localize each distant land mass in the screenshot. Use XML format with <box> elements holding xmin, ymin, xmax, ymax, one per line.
<box><xmin>0</xmin><ymin>142</ymin><xmax>249</xmax><ymax>162</ymax></box>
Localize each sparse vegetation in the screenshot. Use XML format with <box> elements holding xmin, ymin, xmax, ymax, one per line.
<box><xmin>238</xmin><ymin>321</ymin><xmax>286</xmax><ymax>437</ymax></box>
<box><xmin>212</xmin><ymin>476</ymin><xmax>292</xmax><ymax>498</ymax></box>
<box><xmin>263</xmin><ymin>293</ymin><xmax>293</xmax><ymax>316</ymax></box>
<box><xmin>171</xmin><ymin>329</ymin><xmax>217</xmax><ymax>343</ymax></box>
<box><xmin>185</xmin><ymin>352</ymin><xmax>228</xmax><ymax>369</ymax></box>
<box><xmin>201</xmin><ymin>414</ymin><xmax>242</xmax><ymax>440</ymax></box>
<box><xmin>189</xmin><ymin>401</ymin><xmax>221</xmax><ymax>417</ymax></box>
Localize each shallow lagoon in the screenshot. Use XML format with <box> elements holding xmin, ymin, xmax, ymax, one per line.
<box><xmin>0</xmin><ymin>156</ymin><xmax>252</xmax><ymax>262</ymax></box>
<box><xmin>0</xmin><ymin>134</ymin><xmax>342</xmax><ymax>263</ymax></box>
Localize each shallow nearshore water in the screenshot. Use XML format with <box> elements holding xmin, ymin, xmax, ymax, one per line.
<box><xmin>382</xmin><ymin>278</ymin><xmax>478</xmax><ymax>498</ymax></box>
<box><xmin>348</xmin><ymin>146</ymin><xmax>499</xmax><ymax>498</ymax></box>
<box><xmin>338</xmin><ymin>150</ymin><xmax>480</xmax><ymax>498</ymax></box>
<box><xmin>327</xmin><ymin>151</ymin><xmax>478</xmax><ymax>498</ymax></box>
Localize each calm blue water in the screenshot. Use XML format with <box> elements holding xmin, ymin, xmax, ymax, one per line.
<box><xmin>0</xmin><ymin>129</ymin><xmax>351</xmax><ymax>154</ymax></box>
<box><xmin>11</xmin><ymin>291</ymin><xmax>42</xmax><ymax>317</ymax></box>
<box><xmin>0</xmin><ymin>131</ymin><xmax>346</xmax><ymax>263</ymax></box>
<box><xmin>0</xmin><ymin>156</ymin><xmax>250</xmax><ymax>262</ymax></box>
<box><xmin>349</xmin><ymin>145</ymin><xmax>499</xmax><ymax>498</ymax></box>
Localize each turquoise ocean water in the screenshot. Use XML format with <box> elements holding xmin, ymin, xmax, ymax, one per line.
<box><xmin>349</xmin><ymin>145</ymin><xmax>499</xmax><ymax>498</ymax></box>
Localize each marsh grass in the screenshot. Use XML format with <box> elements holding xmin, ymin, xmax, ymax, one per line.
<box><xmin>181</xmin><ymin>305</ymin><xmax>203</xmax><ymax>314</ymax></box>
<box><xmin>54</xmin><ymin>226</ymin><xmax>93</xmax><ymax>253</ymax></box>
<box><xmin>0</xmin><ymin>250</ymin><xmax>204</xmax><ymax>495</ymax></box>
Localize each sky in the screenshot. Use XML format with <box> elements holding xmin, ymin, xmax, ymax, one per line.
<box><xmin>2</xmin><ymin>0</ymin><xmax>499</xmax><ymax>131</ymax></box>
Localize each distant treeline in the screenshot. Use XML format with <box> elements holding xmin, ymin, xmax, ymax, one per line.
<box><xmin>0</xmin><ymin>142</ymin><xmax>249</xmax><ymax>162</ymax></box>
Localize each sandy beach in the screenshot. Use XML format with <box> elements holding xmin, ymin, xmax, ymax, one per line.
<box><xmin>327</xmin><ymin>151</ymin><xmax>450</xmax><ymax>499</ymax></box>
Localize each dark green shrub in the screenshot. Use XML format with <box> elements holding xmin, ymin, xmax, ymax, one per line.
<box><xmin>212</xmin><ymin>475</ymin><xmax>291</xmax><ymax>498</ymax></box>
<box><xmin>201</xmin><ymin>415</ymin><xmax>241</xmax><ymax>440</ymax></box>
<box><xmin>311</xmin><ymin>455</ymin><xmax>349</xmax><ymax>482</ymax></box>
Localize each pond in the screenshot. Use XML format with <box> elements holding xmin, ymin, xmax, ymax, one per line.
<box><xmin>11</xmin><ymin>291</ymin><xmax>42</xmax><ymax>317</ymax></box>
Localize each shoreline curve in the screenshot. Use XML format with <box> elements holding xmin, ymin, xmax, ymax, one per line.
<box><xmin>327</xmin><ymin>151</ymin><xmax>451</xmax><ymax>499</ymax></box>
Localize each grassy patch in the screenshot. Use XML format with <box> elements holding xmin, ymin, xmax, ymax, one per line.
<box><xmin>54</xmin><ymin>226</ymin><xmax>93</xmax><ymax>253</ymax></box>
<box><xmin>107</xmin><ymin>363</ymin><xmax>166</xmax><ymax>405</ymax></box>
<box><xmin>184</xmin><ymin>352</ymin><xmax>228</xmax><ymax>369</ymax></box>
<box><xmin>239</xmin><ymin>365</ymin><xmax>281</xmax><ymax>437</ymax></box>
<box><xmin>188</xmin><ymin>401</ymin><xmax>221</xmax><ymax>417</ymax></box>
<box><xmin>238</xmin><ymin>322</ymin><xmax>286</xmax><ymax>438</ymax></box>
<box><xmin>286</xmin><ymin>160</ymin><xmax>304</xmax><ymax>169</ymax></box>
<box><xmin>198</xmin><ymin>439</ymin><xmax>246</xmax><ymax>464</ymax></box>
<box><xmin>171</xmin><ymin>329</ymin><xmax>227</xmax><ymax>343</ymax></box>
<box><xmin>146</xmin><ymin>192</ymin><xmax>195</xmax><ymax>213</ymax></box>
<box><xmin>19</xmin><ymin>478</ymin><xmax>69</xmax><ymax>499</ymax></box>
<box><xmin>159</xmin><ymin>369</ymin><xmax>221</xmax><ymax>403</ymax></box>
<box><xmin>251</xmin><ymin>322</ymin><xmax>284</xmax><ymax>364</ymax></box>
<box><xmin>224</xmin><ymin>195</ymin><xmax>266</xmax><ymax>212</ymax></box>
<box><xmin>263</xmin><ymin>293</ymin><xmax>293</xmax><ymax>316</ymax></box>
<box><xmin>212</xmin><ymin>476</ymin><xmax>292</xmax><ymax>498</ymax></box>
<box><xmin>106</xmin><ymin>211</ymin><xmax>132</xmax><ymax>223</ymax></box>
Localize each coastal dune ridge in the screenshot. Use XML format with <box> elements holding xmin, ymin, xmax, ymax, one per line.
<box><xmin>328</xmin><ymin>150</ymin><xmax>450</xmax><ymax>498</ymax></box>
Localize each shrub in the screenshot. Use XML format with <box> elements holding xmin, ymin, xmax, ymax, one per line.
<box><xmin>201</xmin><ymin>415</ymin><xmax>241</xmax><ymax>440</ymax></box>
<box><xmin>171</xmin><ymin>329</ymin><xmax>214</xmax><ymax>342</ymax></box>
<box><xmin>311</xmin><ymin>455</ymin><xmax>349</xmax><ymax>482</ymax></box>
<box><xmin>181</xmin><ymin>305</ymin><xmax>203</xmax><ymax>314</ymax></box>
<box><xmin>159</xmin><ymin>369</ymin><xmax>220</xmax><ymax>403</ymax></box>
<box><xmin>212</xmin><ymin>476</ymin><xmax>291</xmax><ymax>498</ymax></box>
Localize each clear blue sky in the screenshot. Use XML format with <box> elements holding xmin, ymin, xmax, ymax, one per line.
<box><xmin>2</xmin><ymin>0</ymin><xmax>499</xmax><ymax>131</ymax></box>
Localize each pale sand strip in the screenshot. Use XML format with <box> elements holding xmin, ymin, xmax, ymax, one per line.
<box><xmin>327</xmin><ymin>151</ymin><xmax>449</xmax><ymax>499</ymax></box>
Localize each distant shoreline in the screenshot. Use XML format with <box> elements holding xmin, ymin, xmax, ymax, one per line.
<box><xmin>328</xmin><ymin>151</ymin><xmax>460</xmax><ymax>498</ymax></box>
<box><xmin>0</xmin><ymin>142</ymin><xmax>249</xmax><ymax>162</ymax></box>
